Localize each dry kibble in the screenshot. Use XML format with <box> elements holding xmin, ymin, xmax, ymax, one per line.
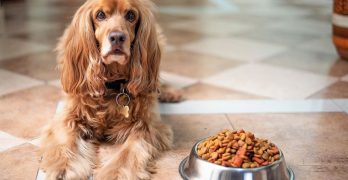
<box><xmin>232</xmin><ymin>142</ymin><xmax>239</xmax><ymax>149</ymax></box>
<box><xmin>240</xmin><ymin>133</ymin><xmax>246</xmax><ymax>141</ymax></box>
<box><xmin>262</xmin><ymin>152</ymin><xmax>269</xmax><ymax>160</ymax></box>
<box><xmin>250</xmin><ymin>163</ymin><xmax>257</xmax><ymax>168</ymax></box>
<box><xmin>197</xmin><ymin>129</ymin><xmax>280</xmax><ymax>168</ymax></box>
<box><xmin>238</xmin><ymin>140</ymin><xmax>245</xmax><ymax>147</ymax></box>
<box><xmin>242</xmin><ymin>162</ymin><xmax>251</xmax><ymax>168</ymax></box>
<box><xmin>202</xmin><ymin>154</ymin><xmax>210</xmax><ymax>160</ymax></box>
<box><xmin>211</xmin><ymin>152</ymin><xmax>218</xmax><ymax>160</ymax></box>
<box><xmin>222</xmin><ymin>156</ymin><xmax>231</xmax><ymax>161</ymax></box>
<box><xmin>218</xmin><ymin>147</ymin><xmax>226</xmax><ymax>154</ymax></box>
<box><xmin>246</xmin><ymin>137</ymin><xmax>252</xmax><ymax>145</ymax></box>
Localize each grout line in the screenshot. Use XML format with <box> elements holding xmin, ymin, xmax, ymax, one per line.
<box><xmin>224</xmin><ymin>114</ymin><xmax>236</xmax><ymax>130</ymax></box>
<box><xmin>331</xmin><ymin>99</ymin><xmax>348</xmax><ymax>114</ymax></box>
<box><xmin>330</xmin><ymin>99</ymin><xmax>346</xmax><ymax>113</ymax></box>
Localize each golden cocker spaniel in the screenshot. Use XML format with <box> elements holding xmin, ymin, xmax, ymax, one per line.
<box><xmin>39</xmin><ymin>0</ymin><xmax>178</xmax><ymax>179</ymax></box>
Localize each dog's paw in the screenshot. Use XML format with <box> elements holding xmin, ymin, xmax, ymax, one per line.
<box><xmin>159</xmin><ymin>85</ymin><xmax>183</xmax><ymax>103</ymax></box>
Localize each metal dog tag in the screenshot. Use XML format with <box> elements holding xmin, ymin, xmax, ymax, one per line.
<box><xmin>116</xmin><ymin>89</ymin><xmax>130</xmax><ymax>118</ymax></box>
<box><xmin>120</xmin><ymin>105</ymin><xmax>129</xmax><ymax>118</ymax></box>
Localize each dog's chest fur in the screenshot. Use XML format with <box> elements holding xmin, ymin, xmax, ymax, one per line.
<box><xmin>73</xmin><ymin>93</ymin><xmax>154</xmax><ymax>144</ymax></box>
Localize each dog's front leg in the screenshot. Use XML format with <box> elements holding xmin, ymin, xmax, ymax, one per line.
<box><xmin>40</xmin><ymin>115</ymin><xmax>96</xmax><ymax>180</ymax></box>
<box><xmin>95</xmin><ymin>134</ymin><xmax>156</xmax><ymax>180</ymax></box>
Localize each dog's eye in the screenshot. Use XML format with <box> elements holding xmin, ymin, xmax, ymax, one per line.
<box><xmin>125</xmin><ymin>10</ymin><xmax>136</xmax><ymax>22</ymax></box>
<box><xmin>96</xmin><ymin>11</ymin><xmax>106</xmax><ymax>21</ymax></box>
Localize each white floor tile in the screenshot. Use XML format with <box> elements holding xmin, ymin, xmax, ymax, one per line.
<box><xmin>0</xmin><ymin>131</ymin><xmax>27</xmax><ymax>152</ymax></box>
<box><xmin>341</xmin><ymin>74</ymin><xmax>348</xmax><ymax>82</ymax></box>
<box><xmin>48</xmin><ymin>79</ymin><xmax>61</xmax><ymax>88</ymax></box>
<box><xmin>165</xmin><ymin>44</ymin><xmax>177</xmax><ymax>52</ymax></box>
<box><xmin>0</xmin><ymin>69</ymin><xmax>43</xmax><ymax>97</ymax></box>
<box><xmin>29</xmin><ymin>137</ymin><xmax>41</xmax><ymax>147</ymax></box>
<box><xmin>241</xmin><ymin>5</ymin><xmax>310</xmax><ymax>18</ymax></box>
<box><xmin>298</xmin><ymin>37</ymin><xmax>337</xmax><ymax>55</ymax></box>
<box><xmin>202</xmin><ymin>63</ymin><xmax>338</xmax><ymax>99</ymax></box>
<box><xmin>266</xmin><ymin>19</ymin><xmax>331</xmax><ymax>36</ymax></box>
<box><xmin>160</xmin><ymin>71</ymin><xmax>198</xmax><ymax>88</ymax></box>
<box><xmin>182</xmin><ymin>37</ymin><xmax>287</xmax><ymax>62</ymax></box>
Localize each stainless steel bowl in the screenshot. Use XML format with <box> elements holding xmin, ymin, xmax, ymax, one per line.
<box><xmin>179</xmin><ymin>140</ymin><xmax>294</xmax><ymax>180</ymax></box>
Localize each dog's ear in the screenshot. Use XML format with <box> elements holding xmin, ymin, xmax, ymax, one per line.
<box><xmin>57</xmin><ymin>1</ymin><xmax>104</xmax><ymax>96</ymax></box>
<box><xmin>127</xmin><ymin>1</ymin><xmax>161</xmax><ymax>97</ymax></box>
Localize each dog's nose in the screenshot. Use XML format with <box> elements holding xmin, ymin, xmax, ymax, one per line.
<box><xmin>108</xmin><ymin>32</ymin><xmax>126</xmax><ymax>45</ymax></box>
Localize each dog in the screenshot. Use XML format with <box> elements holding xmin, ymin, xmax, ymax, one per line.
<box><xmin>39</xmin><ymin>0</ymin><xmax>179</xmax><ymax>179</ymax></box>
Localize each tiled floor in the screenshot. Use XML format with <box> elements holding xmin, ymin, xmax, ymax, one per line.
<box><xmin>1</xmin><ymin>0</ymin><xmax>348</xmax><ymax>179</ymax></box>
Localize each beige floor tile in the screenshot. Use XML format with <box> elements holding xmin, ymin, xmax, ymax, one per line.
<box><xmin>153</xmin><ymin>149</ymin><xmax>188</xmax><ymax>180</ymax></box>
<box><xmin>0</xmin><ymin>51</ymin><xmax>59</xmax><ymax>81</ymax></box>
<box><xmin>184</xmin><ymin>83</ymin><xmax>267</xmax><ymax>100</ymax></box>
<box><xmin>160</xmin><ymin>71</ymin><xmax>198</xmax><ymax>89</ymax></box>
<box><xmin>309</xmin><ymin>81</ymin><xmax>348</xmax><ymax>99</ymax></box>
<box><xmin>203</xmin><ymin>63</ymin><xmax>338</xmax><ymax>99</ymax></box>
<box><xmin>161</xmin><ymin>50</ymin><xmax>242</xmax><ymax>79</ymax></box>
<box><xmin>263</xmin><ymin>50</ymin><xmax>347</xmax><ymax>77</ymax></box>
<box><xmin>182</xmin><ymin>37</ymin><xmax>287</xmax><ymax>62</ymax></box>
<box><xmin>0</xmin><ymin>37</ymin><xmax>50</xmax><ymax>61</ymax></box>
<box><xmin>0</xmin><ymin>85</ymin><xmax>61</xmax><ymax>139</ymax></box>
<box><xmin>0</xmin><ymin>131</ymin><xmax>26</xmax><ymax>152</ymax></box>
<box><xmin>161</xmin><ymin>114</ymin><xmax>232</xmax><ymax>150</ymax></box>
<box><xmin>168</xmin><ymin>20</ymin><xmax>255</xmax><ymax>36</ymax></box>
<box><xmin>292</xmin><ymin>165</ymin><xmax>348</xmax><ymax>180</ymax></box>
<box><xmin>0</xmin><ymin>69</ymin><xmax>43</xmax><ymax>97</ymax></box>
<box><xmin>227</xmin><ymin>113</ymin><xmax>348</xmax><ymax>166</ymax></box>
<box><xmin>0</xmin><ymin>143</ymin><xmax>40</xmax><ymax>180</ymax></box>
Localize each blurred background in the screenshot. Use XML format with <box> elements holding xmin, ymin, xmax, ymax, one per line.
<box><xmin>1</xmin><ymin>0</ymin><xmax>348</xmax><ymax>179</ymax></box>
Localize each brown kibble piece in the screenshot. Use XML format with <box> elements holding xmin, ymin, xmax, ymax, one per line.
<box><xmin>246</xmin><ymin>137</ymin><xmax>252</xmax><ymax>145</ymax></box>
<box><xmin>242</xmin><ymin>162</ymin><xmax>251</xmax><ymax>168</ymax></box>
<box><xmin>211</xmin><ymin>152</ymin><xmax>218</xmax><ymax>160</ymax></box>
<box><xmin>262</xmin><ymin>152</ymin><xmax>269</xmax><ymax>160</ymax></box>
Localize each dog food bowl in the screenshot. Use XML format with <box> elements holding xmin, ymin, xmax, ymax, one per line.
<box><xmin>179</xmin><ymin>140</ymin><xmax>294</xmax><ymax>180</ymax></box>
